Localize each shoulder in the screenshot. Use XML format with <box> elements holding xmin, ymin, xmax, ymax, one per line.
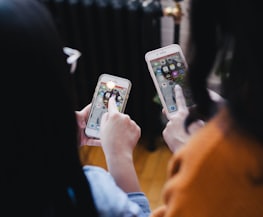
<box><xmin>163</xmin><ymin>107</ymin><xmax>263</xmax><ymax>216</ymax></box>
<box><xmin>167</xmin><ymin>106</ymin><xmax>263</xmax><ymax>184</ymax></box>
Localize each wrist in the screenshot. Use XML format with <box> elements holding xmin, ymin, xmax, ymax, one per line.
<box><xmin>106</xmin><ymin>152</ymin><xmax>133</xmax><ymax>166</ymax></box>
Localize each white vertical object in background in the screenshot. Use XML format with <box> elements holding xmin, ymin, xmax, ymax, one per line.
<box><xmin>160</xmin><ymin>0</ymin><xmax>221</xmax><ymax>91</ymax></box>
<box><xmin>160</xmin><ymin>0</ymin><xmax>190</xmax><ymax>58</ymax></box>
<box><xmin>160</xmin><ymin>0</ymin><xmax>174</xmax><ymax>47</ymax></box>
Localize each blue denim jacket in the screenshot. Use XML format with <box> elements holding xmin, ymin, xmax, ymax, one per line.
<box><xmin>83</xmin><ymin>165</ymin><xmax>151</xmax><ymax>217</ymax></box>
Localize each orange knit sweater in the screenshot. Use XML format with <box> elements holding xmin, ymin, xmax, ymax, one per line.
<box><xmin>151</xmin><ymin>107</ymin><xmax>263</xmax><ymax>217</ymax></box>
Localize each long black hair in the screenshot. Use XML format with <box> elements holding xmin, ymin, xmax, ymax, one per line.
<box><xmin>0</xmin><ymin>0</ymin><xmax>98</xmax><ymax>216</ymax></box>
<box><xmin>185</xmin><ymin>0</ymin><xmax>263</xmax><ymax>143</ymax></box>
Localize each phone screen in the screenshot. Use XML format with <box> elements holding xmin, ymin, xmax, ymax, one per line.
<box><xmin>150</xmin><ymin>52</ymin><xmax>193</xmax><ymax>112</ymax></box>
<box><xmin>86</xmin><ymin>81</ymin><xmax>129</xmax><ymax>133</ymax></box>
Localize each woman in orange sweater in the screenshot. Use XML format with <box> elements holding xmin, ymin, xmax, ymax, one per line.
<box><xmin>152</xmin><ymin>0</ymin><xmax>263</xmax><ymax>216</ymax></box>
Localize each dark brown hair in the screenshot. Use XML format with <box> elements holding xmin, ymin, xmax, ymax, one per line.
<box><xmin>1</xmin><ymin>0</ymin><xmax>98</xmax><ymax>216</ymax></box>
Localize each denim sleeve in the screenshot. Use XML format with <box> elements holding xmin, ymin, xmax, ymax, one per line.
<box><xmin>83</xmin><ymin>165</ymin><xmax>151</xmax><ymax>217</ymax></box>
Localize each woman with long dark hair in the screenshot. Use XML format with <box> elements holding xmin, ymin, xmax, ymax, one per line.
<box><xmin>1</xmin><ymin>1</ymin><xmax>150</xmax><ymax>217</ymax></box>
<box><xmin>151</xmin><ymin>0</ymin><xmax>263</xmax><ymax>216</ymax></box>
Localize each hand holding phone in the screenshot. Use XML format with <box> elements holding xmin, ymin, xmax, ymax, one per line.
<box><xmin>75</xmin><ymin>104</ymin><xmax>101</xmax><ymax>146</ymax></box>
<box><xmin>145</xmin><ymin>44</ymin><xmax>194</xmax><ymax>119</ymax></box>
<box><xmin>85</xmin><ymin>74</ymin><xmax>131</xmax><ymax>139</ymax></box>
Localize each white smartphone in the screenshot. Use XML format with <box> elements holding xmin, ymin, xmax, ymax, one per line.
<box><xmin>85</xmin><ymin>73</ymin><xmax>132</xmax><ymax>139</ymax></box>
<box><xmin>145</xmin><ymin>44</ymin><xmax>194</xmax><ymax>119</ymax></box>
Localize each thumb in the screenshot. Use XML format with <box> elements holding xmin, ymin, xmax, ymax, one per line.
<box><xmin>174</xmin><ymin>84</ymin><xmax>187</xmax><ymax>111</ymax></box>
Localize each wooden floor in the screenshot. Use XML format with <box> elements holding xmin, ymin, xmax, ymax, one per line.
<box><xmin>79</xmin><ymin>136</ymin><xmax>172</xmax><ymax>210</ymax></box>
